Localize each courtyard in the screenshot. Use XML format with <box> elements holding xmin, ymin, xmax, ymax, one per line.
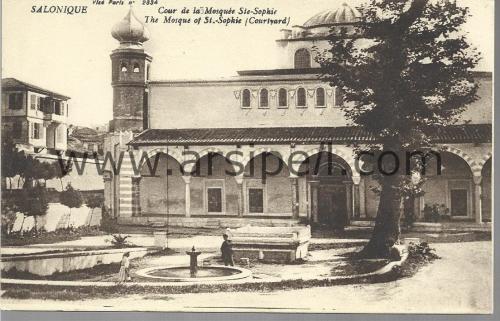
<box><xmin>0</xmin><ymin>227</ymin><xmax>492</xmax><ymax>313</ymax></box>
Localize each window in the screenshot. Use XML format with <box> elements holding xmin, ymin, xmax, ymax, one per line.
<box><xmin>8</xmin><ymin>93</ymin><xmax>23</xmax><ymax>110</ymax></box>
<box><xmin>120</xmin><ymin>62</ymin><xmax>128</xmax><ymax>72</ymax></box>
<box><xmin>294</xmin><ymin>48</ymin><xmax>311</xmax><ymax>69</ymax></box>
<box><xmin>60</xmin><ymin>102</ymin><xmax>65</xmax><ymax>116</ymax></box>
<box><xmin>278</xmin><ymin>88</ymin><xmax>288</xmax><ymax>108</ymax></box>
<box><xmin>207</xmin><ymin>187</ymin><xmax>223</xmax><ymax>213</ymax></box>
<box><xmin>31</xmin><ymin>123</ymin><xmax>41</xmax><ymax>139</ymax></box>
<box><xmin>242</xmin><ymin>89</ymin><xmax>251</xmax><ymax>108</ymax></box>
<box><xmin>259</xmin><ymin>89</ymin><xmax>269</xmax><ymax>108</ymax></box>
<box><xmin>248</xmin><ymin>188</ymin><xmax>264</xmax><ymax>213</ymax></box>
<box><xmin>30</xmin><ymin>95</ymin><xmax>36</xmax><ymax>110</ymax></box>
<box><xmin>316</xmin><ymin>88</ymin><xmax>325</xmax><ymax>107</ymax></box>
<box><xmin>12</xmin><ymin>121</ymin><xmax>22</xmax><ymax>138</ymax></box>
<box><xmin>54</xmin><ymin>101</ymin><xmax>61</xmax><ymax>115</ymax></box>
<box><xmin>334</xmin><ymin>87</ymin><xmax>343</xmax><ymax>107</ymax></box>
<box><xmin>37</xmin><ymin>97</ymin><xmax>42</xmax><ymax>111</ymax></box>
<box><xmin>296</xmin><ymin>87</ymin><xmax>307</xmax><ymax>107</ymax></box>
<box><xmin>133</xmin><ymin>63</ymin><xmax>140</xmax><ymax>73</ymax></box>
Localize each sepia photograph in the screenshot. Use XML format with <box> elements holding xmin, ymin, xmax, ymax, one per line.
<box><xmin>0</xmin><ymin>0</ymin><xmax>494</xmax><ymax>314</ymax></box>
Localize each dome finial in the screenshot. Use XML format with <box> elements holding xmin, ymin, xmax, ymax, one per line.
<box><xmin>111</xmin><ymin>7</ymin><xmax>150</xmax><ymax>48</ymax></box>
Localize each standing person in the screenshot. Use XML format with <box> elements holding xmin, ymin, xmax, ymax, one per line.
<box><xmin>117</xmin><ymin>252</ymin><xmax>131</xmax><ymax>283</ymax></box>
<box><xmin>220</xmin><ymin>234</ymin><xmax>234</xmax><ymax>266</ymax></box>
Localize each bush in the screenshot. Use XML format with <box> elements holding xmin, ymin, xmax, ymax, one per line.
<box><xmin>110</xmin><ymin>234</ymin><xmax>131</xmax><ymax>248</ymax></box>
<box><xmin>407</xmin><ymin>241</ymin><xmax>440</xmax><ymax>261</ymax></box>
<box><xmin>100</xmin><ymin>206</ymin><xmax>118</xmax><ymax>233</ymax></box>
<box><xmin>423</xmin><ymin>203</ymin><xmax>450</xmax><ymax>222</ymax></box>
<box><xmin>60</xmin><ymin>184</ymin><xmax>83</xmax><ymax>209</ymax></box>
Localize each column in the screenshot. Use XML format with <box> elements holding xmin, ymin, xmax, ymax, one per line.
<box><xmin>352</xmin><ymin>175</ymin><xmax>361</xmax><ymax>220</ymax></box>
<box><xmin>310</xmin><ymin>181</ymin><xmax>319</xmax><ymax>223</ymax></box>
<box><xmin>473</xmin><ymin>175</ymin><xmax>482</xmax><ymax>224</ymax></box>
<box><xmin>290</xmin><ymin>176</ymin><xmax>299</xmax><ymax>219</ymax></box>
<box><xmin>131</xmin><ymin>176</ymin><xmax>142</xmax><ymax>217</ymax></box>
<box><xmin>236</xmin><ymin>175</ymin><xmax>244</xmax><ymax>217</ymax></box>
<box><xmin>359</xmin><ymin>176</ymin><xmax>366</xmax><ymax>218</ymax></box>
<box><xmin>182</xmin><ymin>175</ymin><xmax>191</xmax><ymax>217</ymax></box>
<box><xmin>345</xmin><ymin>182</ymin><xmax>353</xmax><ymax>224</ymax></box>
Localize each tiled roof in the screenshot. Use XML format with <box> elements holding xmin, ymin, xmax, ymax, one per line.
<box><xmin>129</xmin><ymin>124</ymin><xmax>491</xmax><ymax>146</ymax></box>
<box><xmin>1</xmin><ymin>78</ymin><xmax>70</xmax><ymax>100</ymax></box>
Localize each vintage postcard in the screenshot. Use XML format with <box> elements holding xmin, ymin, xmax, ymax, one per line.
<box><xmin>0</xmin><ymin>0</ymin><xmax>493</xmax><ymax>314</ymax></box>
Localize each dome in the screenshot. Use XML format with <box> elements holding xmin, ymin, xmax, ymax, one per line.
<box><xmin>303</xmin><ymin>2</ymin><xmax>361</xmax><ymax>28</ymax></box>
<box><xmin>111</xmin><ymin>8</ymin><xmax>150</xmax><ymax>45</ymax></box>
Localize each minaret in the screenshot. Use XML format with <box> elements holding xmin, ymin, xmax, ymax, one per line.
<box><xmin>109</xmin><ymin>8</ymin><xmax>152</xmax><ymax>132</ymax></box>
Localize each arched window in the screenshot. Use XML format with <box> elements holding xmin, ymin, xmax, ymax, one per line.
<box><xmin>133</xmin><ymin>63</ymin><xmax>140</xmax><ymax>73</ymax></box>
<box><xmin>278</xmin><ymin>88</ymin><xmax>288</xmax><ymax>108</ymax></box>
<box><xmin>294</xmin><ymin>49</ymin><xmax>311</xmax><ymax>69</ymax></box>
<box><xmin>242</xmin><ymin>89</ymin><xmax>251</xmax><ymax>108</ymax></box>
<box><xmin>316</xmin><ymin>88</ymin><xmax>325</xmax><ymax>107</ymax></box>
<box><xmin>334</xmin><ymin>86</ymin><xmax>343</xmax><ymax>107</ymax></box>
<box><xmin>296</xmin><ymin>87</ymin><xmax>307</xmax><ymax>107</ymax></box>
<box><xmin>259</xmin><ymin>89</ymin><xmax>269</xmax><ymax>108</ymax></box>
<box><xmin>120</xmin><ymin>62</ymin><xmax>128</xmax><ymax>72</ymax></box>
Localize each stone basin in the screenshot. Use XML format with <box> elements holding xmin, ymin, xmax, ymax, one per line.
<box><xmin>230</xmin><ymin>225</ymin><xmax>311</xmax><ymax>263</ymax></box>
<box><xmin>135</xmin><ymin>265</ymin><xmax>252</xmax><ymax>282</ymax></box>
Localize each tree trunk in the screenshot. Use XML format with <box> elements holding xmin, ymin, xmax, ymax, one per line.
<box><xmin>34</xmin><ymin>216</ymin><xmax>38</xmax><ymax>235</ymax></box>
<box><xmin>19</xmin><ymin>216</ymin><xmax>26</xmax><ymax>235</ymax></box>
<box><xmin>88</xmin><ymin>208</ymin><xmax>94</xmax><ymax>226</ymax></box>
<box><xmin>67</xmin><ymin>208</ymin><xmax>72</xmax><ymax>228</ymax></box>
<box><xmin>359</xmin><ymin>173</ymin><xmax>403</xmax><ymax>258</ymax></box>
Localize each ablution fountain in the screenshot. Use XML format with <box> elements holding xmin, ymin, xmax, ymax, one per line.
<box><xmin>135</xmin><ymin>245</ymin><xmax>251</xmax><ymax>282</ymax></box>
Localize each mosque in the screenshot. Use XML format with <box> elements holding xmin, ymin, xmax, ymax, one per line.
<box><xmin>103</xmin><ymin>3</ymin><xmax>492</xmax><ymax>229</ymax></box>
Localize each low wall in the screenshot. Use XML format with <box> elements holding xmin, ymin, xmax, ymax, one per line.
<box><xmin>118</xmin><ymin>216</ymin><xmax>301</xmax><ymax>228</ymax></box>
<box><xmin>1</xmin><ymin>247</ymin><xmax>151</xmax><ymax>276</ymax></box>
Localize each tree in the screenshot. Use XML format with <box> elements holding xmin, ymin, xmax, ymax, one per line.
<box><xmin>317</xmin><ymin>0</ymin><xmax>479</xmax><ymax>258</ymax></box>
<box><xmin>17</xmin><ymin>185</ymin><xmax>49</xmax><ymax>234</ymax></box>
<box><xmin>59</xmin><ymin>183</ymin><xmax>83</xmax><ymax>227</ymax></box>
<box><xmin>55</xmin><ymin>158</ymin><xmax>73</xmax><ymax>191</ymax></box>
<box><xmin>1</xmin><ymin>200</ymin><xmax>18</xmax><ymax>235</ymax></box>
<box><xmin>85</xmin><ymin>193</ymin><xmax>104</xmax><ymax>226</ymax></box>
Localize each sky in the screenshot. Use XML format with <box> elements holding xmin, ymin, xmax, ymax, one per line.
<box><xmin>2</xmin><ymin>0</ymin><xmax>494</xmax><ymax>127</ymax></box>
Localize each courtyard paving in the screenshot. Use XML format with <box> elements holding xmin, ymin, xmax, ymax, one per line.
<box><xmin>1</xmin><ymin>238</ymin><xmax>492</xmax><ymax>313</ymax></box>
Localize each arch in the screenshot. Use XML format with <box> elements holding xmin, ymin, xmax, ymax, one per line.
<box><xmin>441</xmin><ymin>145</ymin><xmax>477</xmax><ymax>174</ymax></box>
<box><xmin>189</xmin><ymin>147</ymin><xmax>241</xmax><ymax>177</ymax></box>
<box><xmin>120</xmin><ymin>62</ymin><xmax>128</xmax><ymax>72</ymax></box>
<box><xmin>298</xmin><ymin>150</ymin><xmax>353</xmax><ymax>179</ymax></box>
<box><xmin>139</xmin><ymin>148</ymin><xmax>184</xmax><ymax>174</ymax></box>
<box><xmin>300</xmin><ymin>147</ymin><xmax>355</xmax><ymax>176</ymax></box>
<box><xmin>259</xmin><ymin>88</ymin><xmax>269</xmax><ymax>108</ymax></box>
<box><xmin>316</xmin><ymin>87</ymin><xmax>325</xmax><ymax>107</ymax></box>
<box><xmin>139</xmin><ymin>151</ymin><xmax>186</xmax><ymax>215</ymax></box>
<box><xmin>133</xmin><ymin>63</ymin><xmax>140</xmax><ymax>73</ymax></box>
<box><xmin>296</xmin><ymin>87</ymin><xmax>307</xmax><ymax>107</ymax></box>
<box><xmin>241</xmin><ymin>89</ymin><xmax>251</xmax><ymax>108</ymax></box>
<box><xmin>478</xmin><ymin>152</ymin><xmax>492</xmax><ymax>173</ymax></box>
<box><xmin>294</xmin><ymin>48</ymin><xmax>311</xmax><ymax>69</ymax></box>
<box><xmin>278</xmin><ymin>88</ymin><xmax>288</xmax><ymax>107</ymax></box>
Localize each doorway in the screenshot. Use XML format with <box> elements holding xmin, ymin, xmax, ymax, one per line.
<box><xmin>318</xmin><ymin>185</ymin><xmax>348</xmax><ymax>227</ymax></box>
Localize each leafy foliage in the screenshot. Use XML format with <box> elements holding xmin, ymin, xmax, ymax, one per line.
<box><xmin>1</xmin><ymin>201</ymin><xmax>18</xmax><ymax>235</ymax></box>
<box><xmin>59</xmin><ymin>184</ymin><xmax>83</xmax><ymax>209</ymax></box>
<box><xmin>110</xmin><ymin>234</ymin><xmax>131</xmax><ymax>248</ymax></box>
<box><xmin>85</xmin><ymin>193</ymin><xmax>104</xmax><ymax>209</ymax></box>
<box><xmin>316</xmin><ymin>0</ymin><xmax>480</xmax><ymax>257</ymax></box>
<box><xmin>16</xmin><ymin>185</ymin><xmax>49</xmax><ymax>232</ymax></box>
